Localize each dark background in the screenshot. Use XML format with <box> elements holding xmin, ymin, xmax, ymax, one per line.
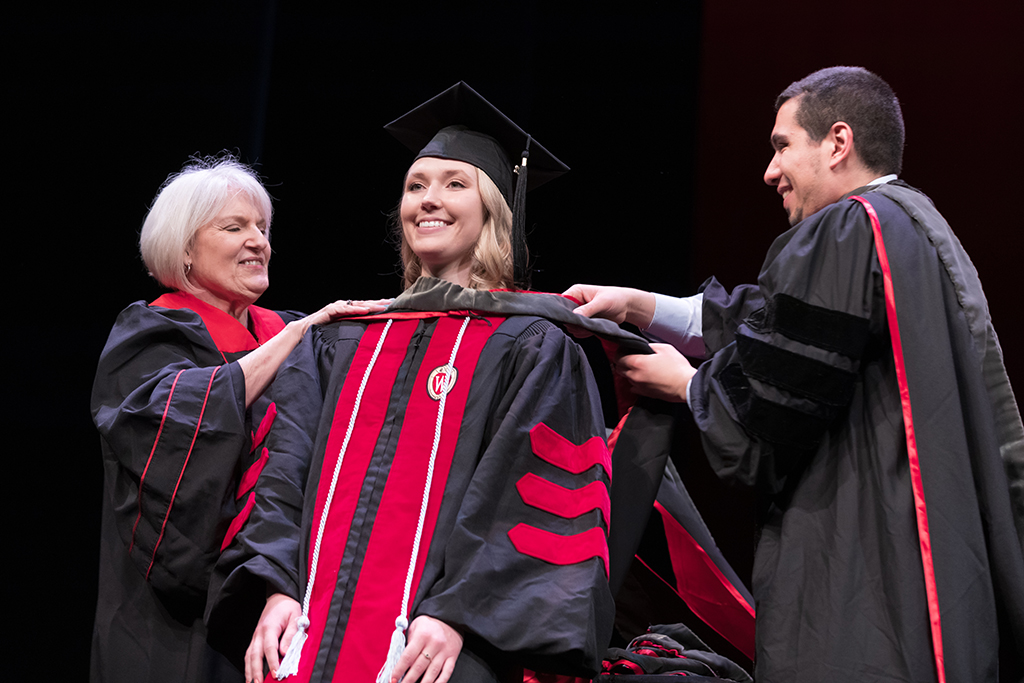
<box><xmin>8</xmin><ymin>1</ymin><xmax>1021</xmax><ymax>677</ymax></box>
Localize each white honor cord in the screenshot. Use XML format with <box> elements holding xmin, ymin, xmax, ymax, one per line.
<box><xmin>276</xmin><ymin>319</ymin><xmax>394</xmax><ymax>680</ymax></box>
<box><xmin>376</xmin><ymin>316</ymin><xmax>471</xmax><ymax>683</ymax></box>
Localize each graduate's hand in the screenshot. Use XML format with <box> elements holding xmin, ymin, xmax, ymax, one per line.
<box><xmin>245</xmin><ymin>593</ymin><xmax>301</xmax><ymax>683</ymax></box>
<box><xmin>390</xmin><ymin>615</ymin><xmax>463</xmax><ymax>683</ymax></box>
<box><xmin>562</xmin><ymin>284</ymin><xmax>656</xmax><ymax>334</ymax></box>
<box><xmin>616</xmin><ymin>343</ymin><xmax>696</xmax><ymax>403</ymax></box>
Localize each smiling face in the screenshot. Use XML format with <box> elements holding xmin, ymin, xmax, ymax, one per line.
<box><xmin>400</xmin><ymin>157</ymin><xmax>486</xmax><ymax>287</ymax></box>
<box><xmin>764</xmin><ymin>97</ymin><xmax>840</xmax><ymax>226</ymax></box>
<box><xmin>187</xmin><ymin>192</ymin><xmax>271</xmax><ymax>322</ymax></box>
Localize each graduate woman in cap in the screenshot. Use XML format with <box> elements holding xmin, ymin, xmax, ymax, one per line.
<box><xmin>209</xmin><ymin>83</ymin><xmax>654</xmax><ymax>683</ymax></box>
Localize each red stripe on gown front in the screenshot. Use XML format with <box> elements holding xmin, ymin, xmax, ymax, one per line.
<box><xmin>299</xmin><ymin>320</ymin><xmax>419</xmax><ymax>681</ymax></box>
<box><xmin>336</xmin><ymin>315</ymin><xmax>499</xmax><ymax>680</ymax></box>
<box><xmin>302</xmin><ymin>316</ymin><xmax>501</xmax><ymax>682</ymax></box>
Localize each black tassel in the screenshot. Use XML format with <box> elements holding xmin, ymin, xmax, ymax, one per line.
<box><xmin>512</xmin><ymin>135</ymin><xmax>532</xmax><ymax>290</ymax></box>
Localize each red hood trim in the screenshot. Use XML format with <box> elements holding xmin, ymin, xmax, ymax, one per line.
<box><xmin>653</xmin><ymin>500</ymin><xmax>755</xmax><ymax>660</ymax></box>
<box><xmin>852</xmin><ymin>194</ymin><xmax>946</xmax><ymax>682</ymax></box>
<box><xmin>150</xmin><ymin>291</ymin><xmax>285</xmax><ymax>353</ymax></box>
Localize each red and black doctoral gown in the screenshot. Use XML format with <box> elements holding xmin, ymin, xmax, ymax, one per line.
<box><xmin>92</xmin><ymin>290</ymin><xmax>299</xmax><ymax>683</ymax></box>
<box><xmin>209</xmin><ymin>277</ymin><xmax>756</xmax><ymax>682</ymax></box>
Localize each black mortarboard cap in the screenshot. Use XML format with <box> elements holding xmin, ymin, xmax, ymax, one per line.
<box><xmin>384</xmin><ymin>82</ymin><xmax>568</xmax><ymax>289</ymax></box>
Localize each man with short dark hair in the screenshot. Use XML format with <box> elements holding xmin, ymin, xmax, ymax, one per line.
<box><xmin>568</xmin><ymin>66</ymin><xmax>1024</xmax><ymax>681</ymax></box>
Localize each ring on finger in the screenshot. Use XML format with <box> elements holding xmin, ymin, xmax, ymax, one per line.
<box><xmin>423</xmin><ymin>652</ymin><xmax>432</xmax><ymax>660</ymax></box>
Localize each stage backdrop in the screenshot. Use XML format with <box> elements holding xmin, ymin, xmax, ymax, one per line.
<box><xmin>7</xmin><ymin>1</ymin><xmax>1019</xmax><ymax>677</ymax></box>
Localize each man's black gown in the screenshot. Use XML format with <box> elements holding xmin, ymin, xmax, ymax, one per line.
<box><xmin>690</xmin><ymin>181</ymin><xmax>1024</xmax><ymax>681</ymax></box>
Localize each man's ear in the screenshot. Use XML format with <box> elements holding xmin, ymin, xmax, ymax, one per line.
<box><xmin>826</xmin><ymin>121</ymin><xmax>855</xmax><ymax>170</ymax></box>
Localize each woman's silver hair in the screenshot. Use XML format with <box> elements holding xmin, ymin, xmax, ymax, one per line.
<box><xmin>398</xmin><ymin>165</ymin><xmax>514</xmax><ymax>291</ymax></box>
<box><xmin>139</xmin><ymin>154</ymin><xmax>273</xmax><ymax>291</ymax></box>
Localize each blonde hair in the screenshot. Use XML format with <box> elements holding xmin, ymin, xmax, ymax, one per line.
<box><xmin>139</xmin><ymin>154</ymin><xmax>272</xmax><ymax>291</ymax></box>
<box><xmin>397</xmin><ymin>165</ymin><xmax>515</xmax><ymax>291</ymax></box>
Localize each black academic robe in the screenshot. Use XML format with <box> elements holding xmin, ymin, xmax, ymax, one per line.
<box><xmin>209</xmin><ymin>278</ymin><xmax>758</xmax><ymax>681</ymax></box>
<box><xmin>91</xmin><ymin>291</ymin><xmax>299</xmax><ymax>683</ymax></box>
<box><xmin>690</xmin><ymin>181</ymin><xmax>1024</xmax><ymax>681</ymax></box>
<box><xmin>210</xmin><ymin>278</ymin><xmax>651</xmax><ymax>682</ymax></box>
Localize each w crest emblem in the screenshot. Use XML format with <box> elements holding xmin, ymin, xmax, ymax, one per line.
<box><xmin>427</xmin><ymin>365</ymin><xmax>458</xmax><ymax>400</ymax></box>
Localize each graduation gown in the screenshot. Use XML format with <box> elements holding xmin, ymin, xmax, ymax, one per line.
<box><xmin>210</xmin><ymin>278</ymin><xmax>648</xmax><ymax>681</ymax></box>
<box><xmin>209</xmin><ymin>277</ymin><xmax>758</xmax><ymax>681</ymax></box>
<box><xmin>91</xmin><ymin>290</ymin><xmax>298</xmax><ymax>683</ymax></box>
<box><xmin>689</xmin><ymin>181</ymin><xmax>1024</xmax><ymax>681</ymax></box>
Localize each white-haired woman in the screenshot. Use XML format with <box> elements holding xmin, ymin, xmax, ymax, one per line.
<box><xmin>209</xmin><ymin>85</ymin><xmax>651</xmax><ymax>683</ymax></box>
<box><xmin>90</xmin><ymin>155</ymin><xmax>386</xmax><ymax>683</ymax></box>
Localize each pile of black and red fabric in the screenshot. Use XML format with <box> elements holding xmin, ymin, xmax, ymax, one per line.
<box><xmin>595</xmin><ymin>623</ymin><xmax>752</xmax><ymax>681</ymax></box>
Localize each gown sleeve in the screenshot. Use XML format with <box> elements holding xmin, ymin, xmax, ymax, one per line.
<box><xmin>688</xmin><ymin>200</ymin><xmax>886</xmax><ymax>493</ymax></box>
<box><xmin>92</xmin><ymin>302</ymin><xmax>250</xmax><ymax>602</ymax></box>
<box><xmin>205</xmin><ymin>327</ymin><xmax>327</xmax><ymax>659</ymax></box>
<box><xmin>415</xmin><ymin>319</ymin><xmax>615</xmax><ymax>677</ymax></box>
<box><xmin>698</xmin><ymin>279</ymin><xmax>765</xmax><ymax>355</ymax></box>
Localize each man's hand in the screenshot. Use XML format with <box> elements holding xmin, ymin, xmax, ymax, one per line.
<box><xmin>617</xmin><ymin>343</ymin><xmax>697</xmax><ymax>403</ymax></box>
<box><xmin>245</xmin><ymin>593</ymin><xmax>301</xmax><ymax>683</ymax></box>
<box><xmin>562</xmin><ymin>284</ymin><xmax>656</xmax><ymax>329</ymax></box>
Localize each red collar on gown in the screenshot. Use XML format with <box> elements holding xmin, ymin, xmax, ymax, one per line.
<box><xmin>150</xmin><ymin>290</ymin><xmax>285</xmax><ymax>353</ymax></box>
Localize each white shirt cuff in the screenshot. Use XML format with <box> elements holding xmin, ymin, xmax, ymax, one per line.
<box><xmin>644</xmin><ymin>292</ymin><xmax>705</xmax><ymax>357</ymax></box>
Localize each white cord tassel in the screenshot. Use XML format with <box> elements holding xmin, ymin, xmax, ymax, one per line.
<box><xmin>376</xmin><ymin>317</ymin><xmax>471</xmax><ymax>683</ymax></box>
<box><xmin>275</xmin><ymin>615</ymin><xmax>310</xmax><ymax>680</ymax></box>
<box><xmin>375</xmin><ymin>616</ymin><xmax>409</xmax><ymax>683</ymax></box>
<box><xmin>277</xmin><ymin>321</ymin><xmax>394</xmax><ymax>680</ymax></box>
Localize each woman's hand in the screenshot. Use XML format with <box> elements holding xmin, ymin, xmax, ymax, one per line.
<box><xmin>245</xmin><ymin>593</ymin><xmax>301</xmax><ymax>683</ymax></box>
<box><xmin>303</xmin><ymin>298</ymin><xmax>393</xmax><ymax>327</ymax></box>
<box><xmin>239</xmin><ymin>298</ymin><xmax>391</xmax><ymax>407</ymax></box>
<box><xmin>389</xmin><ymin>615</ymin><xmax>463</xmax><ymax>683</ymax></box>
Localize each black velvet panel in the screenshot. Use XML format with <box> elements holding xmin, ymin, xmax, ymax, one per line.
<box><xmin>761</xmin><ymin>293</ymin><xmax>869</xmax><ymax>358</ymax></box>
<box><xmin>717</xmin><ymin>364</ymin><xmax>830</xmax><ymax>450</ymax></box>
<box><xmin>736</xmin><ymin>335</ymin><xmax>857</xmax><ymax>407</ymax></box>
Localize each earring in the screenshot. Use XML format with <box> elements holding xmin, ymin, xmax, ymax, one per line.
<box><xmin>185</xmin><ymin>262</ymin><xmax>192</xmax><ymax>275</ymax></box>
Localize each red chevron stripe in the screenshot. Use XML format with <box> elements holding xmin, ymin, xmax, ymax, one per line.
<box><xmin>507</xmin><ymin>523</ymin><xmax>609</xmax><ymax>577</ymax></box>
<box><xmin>515</xmin><ymin>472</ymin><xmax>610</xmax><ymax>528</ymax></box>
<box><xmin>529</xmin><ymin>422</ymin><xmax>611</xmax><ymax>480</ymax></box>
